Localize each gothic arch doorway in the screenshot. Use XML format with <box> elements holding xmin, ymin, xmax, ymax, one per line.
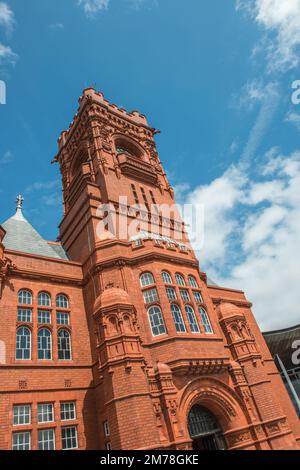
<box><xmin>188</xmin><ymin>405</ymin><xmax>227</xmax><ymax>450</ymax></box>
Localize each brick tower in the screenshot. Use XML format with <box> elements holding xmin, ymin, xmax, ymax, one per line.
<box><xmin>52</xmin><ymin>88</ymin><xmax>300</xmax><ymax>450</ymax></box>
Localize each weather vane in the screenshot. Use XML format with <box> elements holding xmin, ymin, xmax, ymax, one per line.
<box><xmin>16</xmin><ymin>194</ymin><xmax>24</xmax><ymax>210</ymax></box>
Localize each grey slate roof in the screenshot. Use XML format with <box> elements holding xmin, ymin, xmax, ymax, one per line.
<box><xmin>1</xmin><ymin>208</ymin><xmax>68</xmax><ymax>260</ymax></box>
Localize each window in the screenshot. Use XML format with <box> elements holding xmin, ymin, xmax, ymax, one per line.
<box><xmin>13</xmin><ymin>405</ymin><xmax>31</xmax><ymax>426</ymax></box>
<box><xmin>56</xmin><ymin>294</ymin><xmax>69</xmax><ymax>309</ymax></box>
<box><xmin>175</xmin><ymin>273</ymin><xmax>185</xmax><ymax>286</ymax></box>
<box><xmin>58</xmin><ymin>329</ymin><xmax>72</xmax><ymax>360</ymax></box>
<box><xmin>16</xmin><ymin>327</ymin><xmax>31</xmax><ymax>360</ymax></box>
<box><xmin>193</xmin><ymin>291</ymin><xmax>203</xmax><ymax>304</ymax></box>
<box><xmin>199</xmin><ymin>307</ymin><xmax>213</xmax><ymax>334</ymax></box>
<box><xmin>17</xmin><ymin>308</ymin><xmax>32</xmax><ymax>323</ymax></box>
<box><xmin>61</xmin><ymin>426</ymin><xmax>78</xmax><ymax>450</ymax></box>
<box><xmin>148</xmin><ymin>306</ymin><xmax>167</xmax><ymax>337</ymax></box>
<box><xmin>131</xmin><ymin>184</ymin><xmax>139</xmax><ymax>205</ymax></box>
<box><xmin>61</xmin><ymin>402</ymin><xmax>76</xmax><ymax>421</ymax></box>
<box><xmin>180</xmin><ymin>289</ymin><xmax>190</xmax><ymax>302</ymax></box>
<box><xmin>188</xmin><ymin>275</ymin><xmax>198</xmax><ymax>288</ymax></box>
<box><xmin>140</xmin><ymin>187</ymin><xmax>150</xmax><ymax>211</ymax></box>
<box><xmin>12</xmin><ymin>432</ymin><xmax>31</xmax><ymax>450</ymax></box>
<box><xmin>57</xmin><ymin>312</ymin><xmax>70</xmax><ymax>326</ymax></box>
<box><xmin>106</xmin><ymin>442</ymin><xmax>112</xmax><ymax>450</ymax></box>
<box><xmin>38</xmin><ymin>292</ymin><xmax>51</xmax><ymax>307</ymax></box>
<box><xmin>185</xmin><ymin>305</ymin><xmax>200</xmax><ymax>333</ymax></box>
<box><xmin>171</xmin><ymin>304</ymin><xmax>186</xmax><ymax>333</ymax></box>
<box><xmin>162</xmin><ymin>271</ymin><xmax>172</xmax><ymax>284</ymax></box>
<box><xmin>143</xmin><ymin>288</ymin><xmax>159</xmax><ymax>304</ymax></box>
<box><xmin>38</xmin><ymin>404</ymin><xmax>54</xmax><ymax>423</ymax></box>
<box><xmin>103</xmin><ymin>421</ymin><xmax>110</xmax><ymax>437</ymax></box>
<box><xmin>18</xmin><ymin>290</ymin><xmax>32</xmax><ymax>305</ymax></box>
<box><xmin>38</xmin><ymin>429</ymin><xmax>55</xmax><ymax>450</ymax></box>
<box><xmin>166</xmin><ymin>287</ymin><xmax>177</xmax><ymax>301</ymax></box>
<box><xmin>140</xmin><ymin>272</ymin><xmax>154</xmax><ymax>287</ymax></box>
<box><xmin>38</xmin><ymin>310</ymin><xmax>51</xmax><ymax>324</ymax></box>
<box><xmin>38</xmin><ymin>329</ymin><xmax>52</xmax><ymax>360</ymax></box>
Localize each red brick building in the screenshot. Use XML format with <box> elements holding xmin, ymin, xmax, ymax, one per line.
<box><xmin>0</xmin><ymin>88</ymin><xmax>299</xmax><ymax>451</ymax></box>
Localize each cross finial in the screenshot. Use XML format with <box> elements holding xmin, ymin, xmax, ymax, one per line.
<box><xmin>16</xmin><ymin>194</ymin><xmax>24</xmax><ymax>210</ymax></box>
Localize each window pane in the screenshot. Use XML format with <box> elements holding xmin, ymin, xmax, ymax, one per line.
<box><xmin>18</xmin><ymin>290</ymin><xmax>32</xmax><ymax>305</ymax></box>
<box><xmin>171</xmin><ymin>304</ymin><xmax>186</xmax><ymax>333</ymax></box>
<box><xmin>38</xmin><ymin>429</ymin><xmax>55</xmax><ymax>450</ymax></box>
<box><xmin>13</xmin><ymin>405</ymin><xmax>31</xmax><ymax>425</ymax></box>
<box><xmin>148</xmin><ymin>306</ymin><xmax>167</xmax><ymax>337</ymax></box>
<box><xmin>140</xmin><ymin>272</ymin><xmax>155</xmax><ymax>287</ymax></box>
<box><xmin>38</xmin><ymin>403</ymin><xmax>54</xmax><ymax>423</ymax></box>
<box><xmin>166</xmin><ymin>287</ymin><xmax>177</xmax><ymax>301</ymax></box>
<box><xmin>12</xmin><ymin>432</ymin><xmax>31</xmax><ymax>450</ymax></box>
<box><xmin>175</xmin><ymin>274</ymin><xmax>185</xmax><ymax>286</ymax></box>
<box><xmin>38</xmin><ymin>329</ymin><xmax>52</xmax><ymax>360</ymax></box>
<box><xmin>58</xmin><ymin>330</ymin><xmax>72</xmax><ymax>360</ymax></box>
<box><xmin>61</xmin><ymin>402</ymin><xmax>76</xmax><ymax>421</ymax></box>
<box><xmin>188</xmin><ymin>276</ymin><xmax>198</xmax><ymax>288</ymax></box>
<box><xmin>38</xmin><ymin>310</ymin><xmax>51</xmax><ymax>324</ymax></box>
<box><xmin>61</xmin><ymin>427</ymin><xmax>78</xmax><ymax>450</ymax></box>
<box><xmin>199</xmin><ymin>307</ymin><xmax>213</xmax><ymax>334</ymax></box>
<box><xmin>193</xmin><ymin>291</ymin><xmax>203</xmax><ymax>304</ymax></box>
<box><xmin>57</xmin><ymin>312</ymin><xmax>70</xmax><ymax>325</ymax></box>
<box><xmin>16</xmin><ymin>327</ymin><xmax>31</xmax><ymax>360</ymax></box>
<box><xmin>17</xmin><ymin>308</ymin><xmax>32</xmax><ymax>323</ymax></box>
<box><xmin>185</xmin><ymin>306</ymin><xmax>200</xmax><ymax>333</ymax></box>
<box><xmin>38</xmin><ymin>292</ymin><xmax>51</xmax><ymax>307</ymax></box>
<box><xmin>143</xmin><ymin>288</ymin><xmax>159</xmax><ymax>304</ymax></box>
<box><xmin>56</xmin><ymin>294</ymin><xmax>69</xmax><ymax>309</ymax></box>
<box><xmin>162</xmin><ymin>271</ymin><xmax>172</xmax><ymax>284</ymax></box>
<box><xmin>180</xmin><ymin>289</ymin><xmax>190</xmax><ymax>302</ymax></box>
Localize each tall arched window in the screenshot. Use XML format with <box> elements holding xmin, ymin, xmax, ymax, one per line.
<box><xmin>171</xmin><ymin>304</ymin><xmax>186</xmax><ymax>333</ymax></box>
<box><xmin>16</xmin><ymin>327</ymin><xmax>31</xmax><ymax>360</ymax></box>
<box><xmin>18</xmin><ymin>290</ymin><xmax>32</xmax><ymax>305</ymax></box>
<box><xmin>148</xmin><ymin>306</ymin><xmax>167</xmax><ymax>337</ymax></box>
<box><xmin>140</xmin><ymin>272</ymin><xmax>155</xmax><ymax>288</ymax></box>
<box><xmin>188</xmin><ymin>275</ymin><xmax>198</xmax><ymax>288</ymax></box>
<box><xmin>185</xmin><ymin>305</ymin><xmax>200</xmax><ymax>333</ymax></box>
<box><xmin>161</xmin><ymin>271</ymin><xmax>172</xmax><ymax>285</ymax></box>
<box><xmin>38</xmin><ymin>292</ymin><xmax>51</xmax><ymax>307</ymax></box>
<box><xmin>199</xmin><ymin>307</ymin><xmax>213</xmax><ymax>334</ymax></box>
<box><xmin>175</xmin><ymin>273</ymin><xmax>185</xmax><ymax>286</ymax></box>
<box><xmin>58</xmin><ymin>330</ymin><xmax>72</xmax><ymax>360</ymax></box>
<box><xmin>38</xmin><ymin>329</ymin><xmax>52</xmax><ymax>360</ymax></box>
<box><xmin>56</xmin><ymin>294</ymin><xmax>69</xmax><ymax>309</ymax></box>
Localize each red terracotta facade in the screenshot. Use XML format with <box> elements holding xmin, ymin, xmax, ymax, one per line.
<box><xmin>0</xmin><ymin>88</ymin><xmax>299</xmax><ymax>450</ymax></box>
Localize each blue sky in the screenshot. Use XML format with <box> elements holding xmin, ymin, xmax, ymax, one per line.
<box><xmin>1</xmin><ymin>0</ymin><xmax>300</xmax><ymax>329</ymax></box>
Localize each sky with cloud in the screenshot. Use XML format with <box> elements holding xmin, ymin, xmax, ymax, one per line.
<box><xmin>0</xmin><ymin>0</ymin><xmax>300</xmax><ymax>330</ymax></box>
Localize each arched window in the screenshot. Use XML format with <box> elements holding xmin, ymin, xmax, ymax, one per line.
<box><xmin>188</xmin><ymin>275</ymin><xmax>198</xmax><ymax>288</ymax></box>
<box><xmin>58</xmin><ymin>330</ymin><xmax>72</xmax><ymax>360</ymax></box>
<box><xmin>162</xmin><ymin>271</ymin><xmax>172</xmax><ymax>285</ymax></box>
<box><xmin>171</xmin><ymin>304</ymin><xmax>186</xmax><ymax>333</ymax></box>
<box><xmin>199</xmin><ymin>307</ymin><xmax>213</xmax><ymax>334</ymax></box>
<box><xmin>148</xmin><ymin>306</ymin><xmax>167</xmax><ymax>337</ymax></box>
<box><xmin>175</xmin><ymin>273</ymin><xmax>185</xmax><ymax>286</ymax></box>
<box><xmin>56</xmin><ymin>294</ymin><xmax>69</xmax><ymax>309</ymax></box>
<box><xmin>38</xmin><ymin>329</ymin><xmax>52</xmax><ymax>360</ymax></box>
<box><xmin>18</xmin><ymin>290</ymin><xmax>32</xmax><ymax>305</ymax></box>
<box><xmin>16</xmin><ymin>327</ymin><xmax>31</xmax><ymax>360</ymax></box>
<box><xmin>140</xmin><ymin>272</ymin><xmax>155</xmax><ymax>288</ymax></box>
<box><xmin>38</xmin><ymin>292</ymin><xmax>51</xmax><ymax>307</ymax></box>
<box><xmin>185</xmin><ymin>305</ymin><xmax>200</xmax><ymax>333</ymax></box>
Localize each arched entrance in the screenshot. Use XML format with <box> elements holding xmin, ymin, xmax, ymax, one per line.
<box><xmin>188</xmin><ymin>405</ymin><xmax>227</xmax><ymax>450</ymax></box>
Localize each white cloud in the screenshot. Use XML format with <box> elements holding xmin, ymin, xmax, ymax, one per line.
<box><xmin>184</xmin><ymin>149</ymin><xmax>300</xmax><ymax>330</ymax></box>
<box><xmin>285</xmin><ymin>111</ymin><xmax>300</xmax><ymax>131</ymax></box>
<box><xmin>0</xmin><ymin>2</ymin><xmax>14</xmax><ymax>33</ymax></box>
<box><xmin>237</xmin><ymin>0</ymin><xmax>300</xmax><ymax>72</ymax></box>
<box><xmin>49</xmin><ymin>23</ymin><xmax>64</xmax><ymax>30</ymax></box>
<box><xmin>0</xmin><ymin>150</ymin><xmax>13</xmax><ymax>164</ymax></box>
<box><xmin>0</xmin><ymin>42</ymin><xmax>17</xmax><ymax>64</ymax></box>
<box><xmin>77</xmin><ymin>0</ymin><xmax>110</xmax><ymax>15</ymax></box>
<box><xmin>25</xmin><ymin>180</ymin><xmax>60</xmax><ymax>193</ymax></box>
